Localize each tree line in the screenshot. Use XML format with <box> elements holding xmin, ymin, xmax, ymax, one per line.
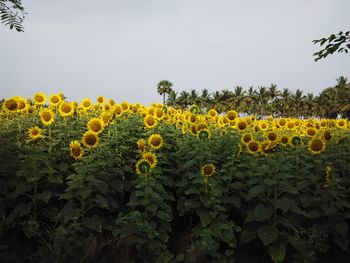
<box><xmin>157</xmin><ymin>76</ymin><xmax>350</xmax><ymax>119</ymax></box>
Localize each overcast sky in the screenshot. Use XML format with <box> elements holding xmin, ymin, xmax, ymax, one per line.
<box><xmin>1</xmin><ymin>0</ymin><xmax>349</xmax><ymax>105</ymax></box>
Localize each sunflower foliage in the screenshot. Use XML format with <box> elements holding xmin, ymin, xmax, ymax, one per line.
<box><xmin>1</xmin><ymin>95</ymin><xmax>350</xmax><ymax>262</ymax></box>
<box><xmin>176</xmin><ymin>129</ymin><xmax>240</xmax><ymax>262</ymax></box>
<box><xmin>114</xmin><ymin>123</ymin><xmax>176</xmax><ymax>262</ymax></box>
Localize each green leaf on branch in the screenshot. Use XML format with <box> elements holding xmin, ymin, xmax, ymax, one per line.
<box><xmin>258</xmin><ymin>225</ymin><xmax>279</xmax><ymax>246</ymax></box>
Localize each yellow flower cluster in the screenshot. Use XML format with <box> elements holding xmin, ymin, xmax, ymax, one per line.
<box><xmin>2</xmin><ymin>94</ymin><xmax>349</xmax><ymax>164</ymax></box>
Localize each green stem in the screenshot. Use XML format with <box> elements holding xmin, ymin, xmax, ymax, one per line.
<box><xmin>48</xmin><ymin>126</ymin><xmax>52</xmax><ymax>154</ymax></box>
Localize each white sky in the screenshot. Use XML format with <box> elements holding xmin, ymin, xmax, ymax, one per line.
<box><xmin>0</xmin><ymin>0</ymin><xmax>349</xmax><ymax>105</ymax></box>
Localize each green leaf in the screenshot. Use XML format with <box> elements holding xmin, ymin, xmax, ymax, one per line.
<box><xmin>271</xmin><ymin>197</ymin><xmax>291</xmax><ymax>212</ymax></box>
<box><xmin>254</xmin><ymin>204</ymin><xmax>273</xmax><ymax>221</ymax></box>
<box><xmin>157</xmin><ymin>211</ymin><xmax>171</xmax><ymax>222</ymax></box>
<box><xmin>85</xmin><ymin>215</ymin><xmax>102</xmax><ymax>232</ymax></box>
<box><xmin>268</xmin><ymin>243</ymin><xmax>286</xmax><ymax>263</ymax></box>
<box><xmin>8</xmin><ymin>202</ymin><xmax>33</xmax><ymax>220</ymax></box>
<box><xmin>258</xmin><ymin>225</ymin><xmax>279</xmax><ymax>246</ymax></box>
<box><xmin>249</xmin><ymin>185</ymin><xmax>265</xmax><ymax>195</ymax></box>
<box><xmin>197</xmin><ymin>208</ymin><xmax>213</xmax><ymax>226</ymax></box>
<box><xmin>35</xmin><ymin>190</ymin><xmax>52</xmax><ymax>203</ymax></box>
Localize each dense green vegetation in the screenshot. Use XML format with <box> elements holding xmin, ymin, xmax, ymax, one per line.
<box><xmin>164</xmin><ymin>76</ymin><xmax>350</xmax><ymax>118</ymax></box>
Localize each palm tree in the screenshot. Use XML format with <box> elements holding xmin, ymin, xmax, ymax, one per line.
<box><xmin>166</xmin><ymin>90</ymin><xmax>179</xmax><ymax>108</ymax></box>
<box><xmin>243</xmin><ymin>86</ymin><xmax>257</xmax><ymax>116</ymax></box>
<box><xmin>292</xmin><ymin>89</ymin><xmax>306</xmax><ymax>118</ymax></box>
<box><xmin>304</xmin><ymin>93</ymin><xmax>316</xmax><ymax>117</ymax></box>
<box><xmin>188</xmin><ymin>89</ymin><xmax>201</xmax><ymax>106</ymax></box>
<box><xmin>178</xmin><ymin>91</ymin><xmax>190</xmax><ymax>109</ymax></box>
<box><xmin>256</xmin><ymin>86</ymin><xmax>269</xmax><ymax>117</ymax></box>
<box><xmin>211</xmin><ymin>91</ymin><xmax>226</xmax><ymax>113</ymax></box>
<box><xmin>279</xmin><ymin>88</ymin><xmax>292</xmax><ymax>117</ymax></box>
<box><xmin>230</xmin><ymin>86</ymin><xmax>246</xmax><ymax>112</ymax></box>
<box><xmin>157</xmin><ymin>80</ymin><xmax>173</xmax><ymax>105</ymax></box>
<box><xmin>200</xmin><ymin>89</ymin><xmax>211</xmax><ymax>110</ymax></box>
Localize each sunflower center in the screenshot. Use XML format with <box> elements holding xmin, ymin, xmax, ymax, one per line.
<box><xmin>42</xmin><ymin>112</ymin><xmax>52</xmax><ymax>122</ymax></box>
<box><xmin>6</xmin><ymin>100</ymin><xmax>17</xmax><ymax>110</ymax></box>
<box><xmin>146</xmin><ymin>117</ymin><xmax>155</xmax><ymax>126</ymax></box>
<box><xmin>83</xmin><ymin>101</ymin><xmax>91</xmax><ymax>107</ymax></box>
<box><xmin>310</xmin><ymin>139</ymin><xmax>323</xmax><ymax>152</ymax></box>
<box><xmin>151</xmin><ymin>137</ymin><xmax>161</xmax><ymax>147</ymax></box>
<box><xmin>243</xmin><ymin>134</ymin><xmax>252</xmax><ymax>143</ymax></box>
<box><xmin>62</xmin><ymin>104</ymin><xmax>71</xmax><ymax>113</ymax></box>
<box><xmin>32</xmin><ymin>129</ymin><xmax>39</xmax><ymax>136</ymax></box>
<box><xmin>204</xmin><ymin>166</ymin><xmax>213</xmax><ymax>175</ymax></box>
<box><xmin>72</xmin><ymin>147</ymin><xmax>81</xmax><ymax>156</ymax></box>
<box><xmin>51</xmin><ymin>96</ymin><xmax>59</xmax><ymax>103</ymax></box>
<box><xmin>307</xmin><ymin>129</ymin><xmax>316</xmax><ymax>136</ymax></box>
<box><xmin>238</xmin><ymin>121</ymin><xmax>247</xmax><ymax>130</ymax></box>
<box><xmin>249</xmin><ymin>142</ymin><xmax>259</xmax><ymax>152</ymax></box>
<box><xmin>85</xmin><ymin>134</ymin><xmax>97</xmax><ymax>146</ymax></box>
<box><xmin>35</xmin><ymin>95</ymin><xmax>44</xmax><ymax>102</ymax></box>
<box><xmin>324</xmin><ymin>131</ymin><xmax>332</xmax><ymax>141</ymax></box>
<box><xmin>228</xmin><ymin>112</ymin><xmax>237</xmax><ymax>120</ymax></box>
<box><xmin>268</xmin><ymin>132</ymin><xmax>277</xmax><ymax>141</ymax></box>
<box><xmin>281</xmin><ymin>136</ymin><xmax>288</xmax><ymax>144</ymax></box>
<box><xmin>90</xmin><ymin>121</ymin><xmax>102</xmax><ymax>132</ymax></box>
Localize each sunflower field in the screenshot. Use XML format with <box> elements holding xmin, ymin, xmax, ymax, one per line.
<box><xmin>1</xmin><ymin>93</ymin><xmax>350</xmax><ymax>262</ymax></box>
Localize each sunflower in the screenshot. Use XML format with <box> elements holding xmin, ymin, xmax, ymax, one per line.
<box><xmin>197</xmin><ymin>122</ymin><xmax>208</xmax><ymax>131</ymax></box>
<box><xmin>14</xmin><ymin>97</ymin><xmax>27</xmax><ymax>111</ymax></box>
<box><xmin>259</xmin><ymin>121</ymin><xmax>269</xmax><ymax>131</ymax></box>
<box><xmin>108</xmin><ymin>99</ymin><xmax>116</xmax><ymax>106</ymax></box>
<box><xmin>148</xmin><ymin>134</ymin><xmax>163</xmax><ymax>150</ymax></box>
<box><xmin>59</xmin><ymin>102</ymin><xmax>74</xmax><ymax>117</ymax></box>
<box><xmin>226</xmin><ymin>110</ymin><xmax>238</xmax><ymax>121</ymax></box>
<box><xmin>121</xmin><ymin>101</ymin><xmax>130</xmax><ymax>111</ymax></box>
<box><xmin>286</xmin><ymin>120</ymin><xmax>295</xmax><ymax>129</ymax></box>
<box><xmin>189</xmin><ymin>104</ymin><xmax>200</xmax><ymax>114</ymax></box>
<box><xmin>261</xmin><ymin>141</ymin><xmax>271</xmax><ymax>156</ymax></box>
<box><xmin>49</xmin><ymin>94</ymin><xmax>62</xmax><ymax>107</ymax></box>
<box><xmin>87</xmin><ymin>118</ymin><xmax>104</xmax><ymax>134</ymax></box>
<box><xmin>197</xmin><ymin>129</ymin><xmax>211</xmax><ymax>140</ymax></box>
<box><xmin>208</xmin><ymin>109</ymin><xmax>218</xmax><ymax>118</ymax></box>
<box><xmin>320</xmin><ymin>119</ymin><xmax>328</xmax><ymax>128</ymax></box>
<box><xmin>40</xmin><ymin>108</ymin><xmax>55</xmax><ymax>126</ymax></box>
<box><xmin>201</xmin><ymin>163</ymin><xmax>216</xmax><ymax>177</ymax></box>
<box><xmin>80</xmin><ymin>98</ymin><xmax>92</xmax><ymax>110</ymax></box>
<box><xmin>279</xmin><ymin>135</ymin><xmax>290</xmax><ymax>145</ymax></box>
<box><xmin>266</xmin><ymin>131</ymin><xmax>278</xmax><ymax>142</ymax></box>
<box><xmin>114</xmin><ymin>105</ymin><xmax>123</xmax><ymax>117</ymax></box>
<box><xmin>189</xmin><ymin>124</ymin><xmax>198</xmax><ymax>135</ymax></box>
<box><xmin>82</xmin><ymin>131</ymin><xmax>99</xmax><ymax>148</ymax></box>
<box><xmin>34</xmin><ymin>92</ymin><xmax>46</xmax><ymax>105</ymax></box>
<box><xmin>97</xmin><ymin>96</ymin><xmax>105</xmax><ymax>105</ymax></box>
<box><xmin>237</xmin><ymin>119</ymin><xmax>247</xmax><ymax>131</ymax></box>
<box><xmin>69</xmin><ymin>140</ymin><xmax>84</xmax><ymax>160</ymax></box>
<box><xmin>247</xmin><ymin>141</ymin><xmax>261</xmax><ymax>154</ymax></box>
<box><xmin>189</xmin><ymin>114</ymin><xmax>197</xmax><ymax>124</ymax></box>
<box><xmin>155</xmin><ymin>108</ymin><xmax>165</xmax><ymax>119</ymax></box>
<box><xmin>241</xmin><ymin>133</ymin><xmax>252</xmax><ymax>144</ymax></box>
<box><xmin>306</xmin><ymin>127</ymin><xmax>317</xmax><ymax>137</ymax></box>
<box><xmin>137</xmin><ymin>138</ymin><xmax>146</xmax><ymax>152</ymax></box>
<box><xmin>323</xmin><ymin>130</ymin><xmax>332</xmax><ymax>141</ymax></box>
<box><xmin>135</xmin><ymin>159</ymin><xmax>151</xmax><ymax>176</ymax></box>
<box><xmin>278</xmin><ymin>118</ymin><xmax>287</xmax><ymax>127</ymax></box>
<box><xmin>336</xmin><ymin>119</ymin><xmax>347</xmax><ymax>129</ymax></box>
<box><xmin>142</xmin><ymin>152</ymin><xmax>158</xmax><ymax>168</ymax></box>
<box><xmin>144</xmin><ymin>115</ymin><xmax>157</xmax><ymax>128</ymax></box>
<box><xmin>308</xmin><ymin>137</ymin><xmax>325</xmax><ymax>154</ymax></box>
<box><xmin>2</xmin><ymin>97</ymin><xmax>18</xmax><ymax>112</ymax></box>
<box><xmin>28</xmin><ymin>126</ymin><xmax>44</xmax><ymax>140</ymax></box>
<box><xmin>100</xmin><ymin>112</ymin><xmax>111</xmax><ymax>125</ymax></box>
